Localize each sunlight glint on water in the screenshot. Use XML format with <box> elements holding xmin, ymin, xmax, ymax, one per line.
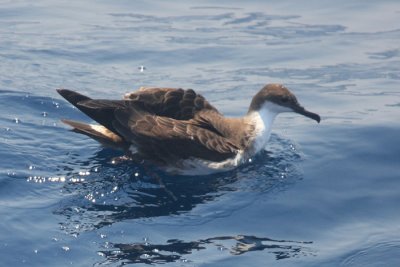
<box><xmin>0</xmin><ymin>1</ymin><xmax>399</xmax><ymax>266</ymax></box>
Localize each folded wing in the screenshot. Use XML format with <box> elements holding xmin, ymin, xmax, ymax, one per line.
<box><xmin>57</xmin><ymin>88</ymin><xmax>238</xmax><ymax>162</ymax></box>
<box><xmin>112</xmin><ymin>106</ymin><xmax>238</xmax><ymax>162</ymax></box>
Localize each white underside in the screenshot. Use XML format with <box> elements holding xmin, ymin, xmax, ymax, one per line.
<box><xmin>164</xmin><ymin>151</ymin><xmax>246</xmax><ymax>175</ymax></box>
<box><xmin>129</xmin><ymin>144</ymin><xmax>246</xmax><ymax>175</ymax></box>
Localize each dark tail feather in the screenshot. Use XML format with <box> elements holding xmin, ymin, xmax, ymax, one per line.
<box><xmin>56</xmin><ymin>89</ymin><xmax>91</xmax><ymax>107</ymax></box>
<box><xmin>56</xmin><ymin>89</ymin><xmax>124</xmax><ymax>136</ymax></box>
<box><xmin>61</xmin><ymin>119</ymin><xmax>127</xmax><ymax>149</ymax></box>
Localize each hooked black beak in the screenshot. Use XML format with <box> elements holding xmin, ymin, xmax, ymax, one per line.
<box><xmin>293</xmin><ymin>105</ymin><xmax>321</xmax><ymax>123</ymax></box>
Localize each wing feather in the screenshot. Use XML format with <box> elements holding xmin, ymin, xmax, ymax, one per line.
<box><xmin>124</xmin><ymin>87</ymin><xmax>219</xmax><ymax>120</ymax></box>
<box><xmin>112</xmin><ymin>107</ymin><xmax>238</xmax><ymax>162</ymax></box>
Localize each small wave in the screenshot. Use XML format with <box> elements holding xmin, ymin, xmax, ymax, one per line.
<box><xmin>341</xmin><ymin>240</ymin><xmax>400</xmax><ymax>267</ymax></box>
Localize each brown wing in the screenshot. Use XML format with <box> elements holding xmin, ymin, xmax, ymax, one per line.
<box><xmin>57</xmin><ymin>88</ymin><xmax>236</xmax><ymax>162</ymax></box>
<box><xmin>111</xmin><ymin>106</ymin><xmax>239</xmax><ymax>163</ymax></box>
<box><xmin>123</xmin><ymin>87</ymin><xmax>220</xmax><ymax>120</ymax></box>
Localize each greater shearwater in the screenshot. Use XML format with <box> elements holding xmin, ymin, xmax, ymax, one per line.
<box><xmin>57</xmin><ymin>84</ymin><xmax>320</xmax><ymax>175</ymax></box>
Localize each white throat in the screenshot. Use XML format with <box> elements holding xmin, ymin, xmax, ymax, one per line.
<box><xmin>248</xmin><ymin>102</ymin><xmax>282</xmax><ymax>154</ymax></box>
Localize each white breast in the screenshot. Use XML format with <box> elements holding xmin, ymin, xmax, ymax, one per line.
<box><xmin>248</xmin><ymin>103</ymin><xmax>279</xmax><ymax>154</ymax></box>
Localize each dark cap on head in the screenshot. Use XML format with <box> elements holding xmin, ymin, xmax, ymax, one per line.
<box><xmin>248</xmin><ymin>84</ymin><xmax>321</xmax><ymax>123</ymax></box>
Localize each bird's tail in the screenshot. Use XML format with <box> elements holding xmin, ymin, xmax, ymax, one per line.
<box><xmin>61</xmin><ymin>119</ymin><xmax>127</xmax><ymax>150</ymax></box>
<box><xmin>57</xmin><ymin>89</ymin><xmax>127</xmax><ymax>149</ymax></box>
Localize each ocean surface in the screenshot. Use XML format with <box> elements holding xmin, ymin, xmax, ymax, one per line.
<box><xmin>1</xmin><ymin>1</ymin><xmax>400</xmax><ymax>266</ymax></box>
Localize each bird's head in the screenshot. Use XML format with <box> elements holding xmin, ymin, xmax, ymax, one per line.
<box><xmin>248</xmin><ymin>84</ymin><xmax>321</xmax><ymax>123</ymax></box>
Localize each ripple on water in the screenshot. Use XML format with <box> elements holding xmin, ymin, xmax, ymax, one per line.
<box><xmin>1</xmin><ymin>1</ymin><xmax>399</xmax><ymax>266</ymax></box>
<box><xmin>341</xmin><ymin>241</ymin><xmax>400</xmax><ymax>267</ymax></box>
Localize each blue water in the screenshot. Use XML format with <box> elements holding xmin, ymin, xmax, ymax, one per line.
<box><xmin>1</xmin><ymin>1</ymin><xmax>400</xmax><ymax>266</ymax></box>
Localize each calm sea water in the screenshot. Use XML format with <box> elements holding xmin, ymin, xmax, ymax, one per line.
<box><xmin>1</xmin><ymin>1</ymin><xmax>400</xmax><ymax>266</ymax></box>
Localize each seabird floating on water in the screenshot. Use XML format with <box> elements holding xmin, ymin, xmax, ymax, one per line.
<box><xmin>57</xmin><ymin>84</ymin><xmax>320</xmax><ymax>175</ymax></box>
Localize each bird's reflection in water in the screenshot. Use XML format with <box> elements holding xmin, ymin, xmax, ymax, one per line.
<box><xmin>97</xmin><ymin>235</ymin><xmax>313</xmax><ymax>265</ymax></box>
